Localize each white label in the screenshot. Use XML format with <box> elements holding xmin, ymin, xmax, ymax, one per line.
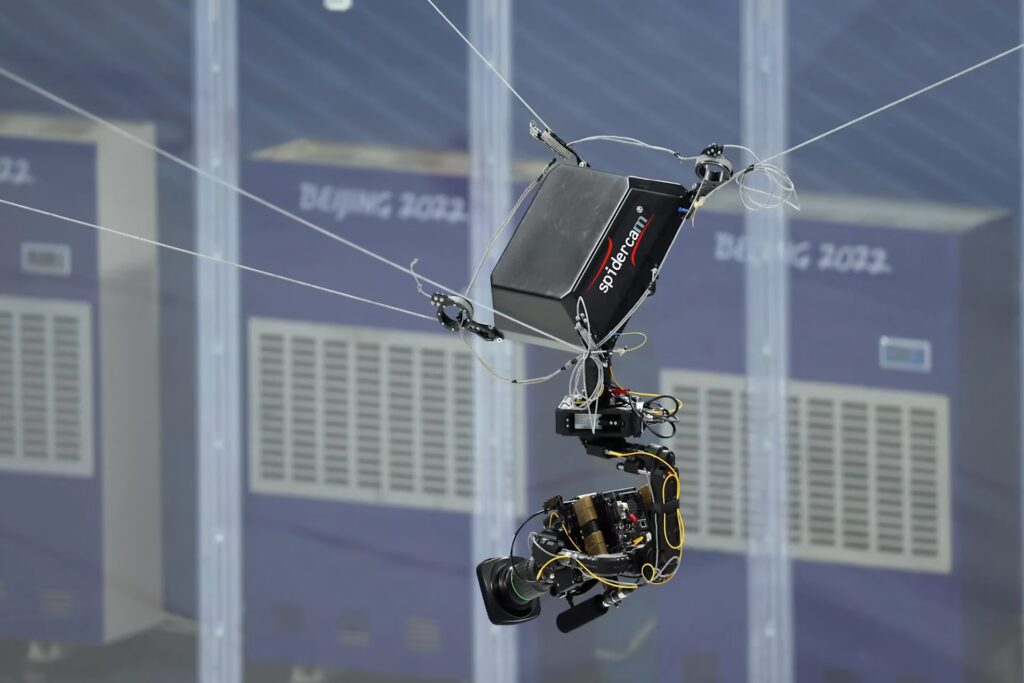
<box><xmin>21</xmin><ymin>243</ymin><xmax>71</xmax><ymax>277</ymax></box>
<box><xmin>879</xmin><ymin>336</ymin><xmax>931</xmax><ymax>373</ymax></box>
<box><xmin>714</xmin><ymin>231</ymin><xmax>893</xmax><ymax>277</ymax></box>
<box><xmin>297</xmin><ymin>181</ymin><xmax>467</xmax><ymax>225</ymax></box>
<box><xmin>0</xmin><ymin>156</ymin><xmax>33</xmax><ymax>186</ymax></box>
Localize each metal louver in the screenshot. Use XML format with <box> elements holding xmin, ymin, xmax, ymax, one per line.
<box><xmin>0</xmin><ymin>296</ymin><xmax>93</xmax><ymax>478</ymax></box>
<box><xmin>662</xmin><ymin>369</ymin><xmax>950</xmax><ymax>573</ymax></box>
<box><xmin>248</xmin><ymin>318</ymin><xmax>478</xmax><ymax>512</ymax></box>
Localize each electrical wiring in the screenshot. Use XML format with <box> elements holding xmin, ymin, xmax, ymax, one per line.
<box><xmin>569</xmin><ymin>134</ymin><xmax>797</xmax><ymax>221</ymax></box>
<box><xmin>509</xmin><ymin>510</ymin><xmax>546</xmax><ymax>558</ymax></box>
<box><xmin>569</xmin><ymin>135</ymin><xmax>702</xmax><ymax>164</ymax></box>
<box><xmin>614</xmin><ymin>331</ymin><xmax>648</xmax><ymax>355</ymax></box>
<box><xmin>530</xmin><ymin>532</ymin><xmax>645</xmax><ymax>593</ymax></box>
<box><xmin>535</xmin><ymin>555</ymin><xmax>568</xmax><ymax>581</ymax></box>
<box><xmin>561</xmin><ymin>524</ymin><xmax>583</xmax><ymax>554</ymax></box>
<box><xmin>607</xmin><ymin>366</ymin><xmax>683</xmax><ymax>439</ymax></box>
<box><xmin>662</xmin><ymin>473</ymin><xmax>684</xmax><ymax>551</ymax></box>
<box><xmin>640</xmin><ymin>477</ymin><xmax>683</xmax><ymax>586</ymax></box>
<box><xmin>544</xmin><ymin>511</ymin><xmax>585</xmax><ymax>557</ymax></box>
<box><xmin>573</xmin><ymin>560</ymin><xmax>641</xmax><ymax>590</ymax></box>
<box><xmin>606</xmin><ymin>449</ymin><xmax>686</xmax><ymax>584</ymax></box>
<box><xmin>642</xmin><ymin>555</ymin><xmax>681</xmax><ymax>585</ymax></box>
<box><xmin>722</xmin><ymin>144</ymin><xmax>799</xmax><ymax>212</ymax></box>
<box><xmin>545</xmin><ymin>511</ymin><xmax>585</xmax><ymax>555</ymax></box>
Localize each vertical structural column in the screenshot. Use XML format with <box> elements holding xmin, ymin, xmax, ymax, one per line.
<box><xmin>741</xmin><ymin>0</ymin><xmax>793</xmax><ymax>682</ymax></box>
<box><xmin>195</xmin><ymin>1</ymin><xmax>242</xmax><ymax>682</ymax></box>
<box><xmin>1019</xmin><ymin>4</ymin><xmax>1024</xmax><ymax>680</ymax></box>
<box><xmin>468</xmin><ymin>2</ymin><xmax>519</xmax><ymax>683</ymax></box>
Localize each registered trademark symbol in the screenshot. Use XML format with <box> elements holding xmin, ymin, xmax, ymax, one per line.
<box><xmin>636</xmin><ymin>206</ymin><xmax>643</xmax><ymax>213</ymax></box>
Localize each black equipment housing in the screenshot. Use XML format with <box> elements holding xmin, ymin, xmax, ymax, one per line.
<box><xmin>490</xmin><ymin>163</ymin><xmax>689</xmax><ymax>348</ymax></box>
<box><xmin>555</xmin><ymin>404</ymin><xmax>644</xmax><ymax>439</ymax></box>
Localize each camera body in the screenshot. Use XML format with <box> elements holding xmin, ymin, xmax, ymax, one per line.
<box><xmin>476</xmin><ymin>482</ymin><xmax>663</xmax><ymax>632</ymax></box>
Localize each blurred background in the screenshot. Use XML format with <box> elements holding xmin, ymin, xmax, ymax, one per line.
<box><xmin>0</xmin><ymin>0</ymin><xmax>1020</xmax><ymax>681</ymax></box>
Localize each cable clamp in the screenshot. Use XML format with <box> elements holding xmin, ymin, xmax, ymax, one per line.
<box><xmin>530</xmin><ymin>120</ymin><xmax>589</xmax><ymax>167</ymax></box>
<box><xmin>430</xmin><ymin>292</ymin><xmax>504</xmax><ymax>342</ymax></box>
<box><xmin>649</xmin><ymin>500</ymin><xmax>680</xmax><ymax>514</ymax></box>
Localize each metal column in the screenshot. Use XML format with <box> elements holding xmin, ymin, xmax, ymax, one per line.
<box><xmin>468</xmin><ymin>2</ymin><xmax>519</xmax><ymax>682</ymax></box>
<box><xmin>195</xmin><ymin>1</ymin><xmax>242</xmax><ymax>681</ymax></box>
<box><xmin>1019</xmin><ymin>5</ymin><xmax>1024</xmax><ymax>680</ymax></box>
<box><xmin>741</xmin><ymin>0</ymin><xmax>793</xmax><ymax>681</ymax></box>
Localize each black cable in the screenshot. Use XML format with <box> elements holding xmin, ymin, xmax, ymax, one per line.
<box><xmin>644</xmin><ymin>419</ymin><xmax>677</xmax><ymax>440</ymax></box>
<box><xmin>510</xmin><ymin>509</ymin><xmax>546</xmax><ymax>558</ymax></box>
<box><xmin>644</xmin><ymin>395</ymin><xmax>681</xmax><ymax>417</ymax></box>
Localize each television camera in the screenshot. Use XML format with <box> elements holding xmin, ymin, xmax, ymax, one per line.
<box><xmin>430</xmin><ymin>125</ymin><xmax>733</xmax><ymax>631</ymax></box>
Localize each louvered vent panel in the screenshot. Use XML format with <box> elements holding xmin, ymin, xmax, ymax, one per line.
<box><xmin>249</xmin><ymin>319</ymin><xmax>479</xmax><ymax>512</ymax></box>
<box><xmin>661</xmin><ymin>369</ymin><xmax>950</xmax><ymax>572</ymax></box>
<box><xmin>0</xmin><ymin>296</ymin><xmax>92</xmax><ymax>477</ymax></box>
<box><xmin>786</xmin><ymin>396</ymin><xmax>802</xmax><ymax>544</ymax></box>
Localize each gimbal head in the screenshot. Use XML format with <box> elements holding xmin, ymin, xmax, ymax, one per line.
<box><xmin>476</xmin><ymin>347</ymin><xmax>684</xmax><ymax>632</ymax></box>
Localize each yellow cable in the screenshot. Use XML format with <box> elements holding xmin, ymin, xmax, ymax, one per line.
<box><xmin>642</xmin><ymin>563</ymin><xmax>669</xmax><ymax>584</ymax></box>
<box><xmin>607</xmin><ymin>449</ymin><xmax>677</xmax><ymax>479</ymax></box>
<box><xmin>534</xmin><ymin>553</ymin><xmax>639</xmax><ymax>590</ymax></box>
<box><xmin>561</xmin><ymin>523</ymin><xmax>583</xmax><ymax>553</ymax></box>
<box><xmin>574</xmin><ymin>560</ymin><xmax>639</xmax><ymax>590</ymax></box>
<box><xmin>535</xmin><ymin>555</ymin><xmax>568</xmax><ymax>581</ymax></box>
<box><xmin>608</xmin><ymin>449</ymin><xmax>687</xmax><ymax>581</ymax></box>
<box><xmin>662</xmin><ymin>473</ymin><xmax>683</xmax><ymax>550</ymax></box>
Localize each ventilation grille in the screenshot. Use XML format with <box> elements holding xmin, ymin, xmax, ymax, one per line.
<box><xmin>0</xmin><ymin>296</ymin><xmax>92</xmax><ymax>477</ymax></box>
<box><xmin>249</xmin><ymin>319</ymin><xmax>477</xmax><ymax>511</ymax></box>
<box><xmin>663</xmin><ymin>369</ymin><xmax>950</xmax><ymax>573</ymax></box>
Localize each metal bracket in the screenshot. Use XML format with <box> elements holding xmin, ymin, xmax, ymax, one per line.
<box><xmin>694</xmin><ymin>143</ymin><xmax>734</xmax><ymax>185</ymax></box>
<box><xmin>530</xmin><ymin>121</ymin><xmax>588</xmax><ymax>167</ymax></box>
<box><xmin>430</xmin><ymin>292</ymin><xmax>504</xmax><ymax>342</ymax></box>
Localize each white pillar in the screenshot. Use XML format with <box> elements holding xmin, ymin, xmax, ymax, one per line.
<box><xmin>468</xmin><ymin>1</ymin><xmax>520</xmax><ymax>682</ymax></box>
<box><xmin>742</xmin><ymin>0</ymin><xmax>794</xmax><ymax>681</ymax></box>
<box><xmin>194</xmin><ymin>1</ymin><xmax>242</xmax><ymax>681</ymax></box>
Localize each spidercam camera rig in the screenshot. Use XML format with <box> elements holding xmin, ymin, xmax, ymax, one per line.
<box><xmin>430</xmin><ymin>124</ymin><xmax>734</xmax><ymax>633</ymax></box>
